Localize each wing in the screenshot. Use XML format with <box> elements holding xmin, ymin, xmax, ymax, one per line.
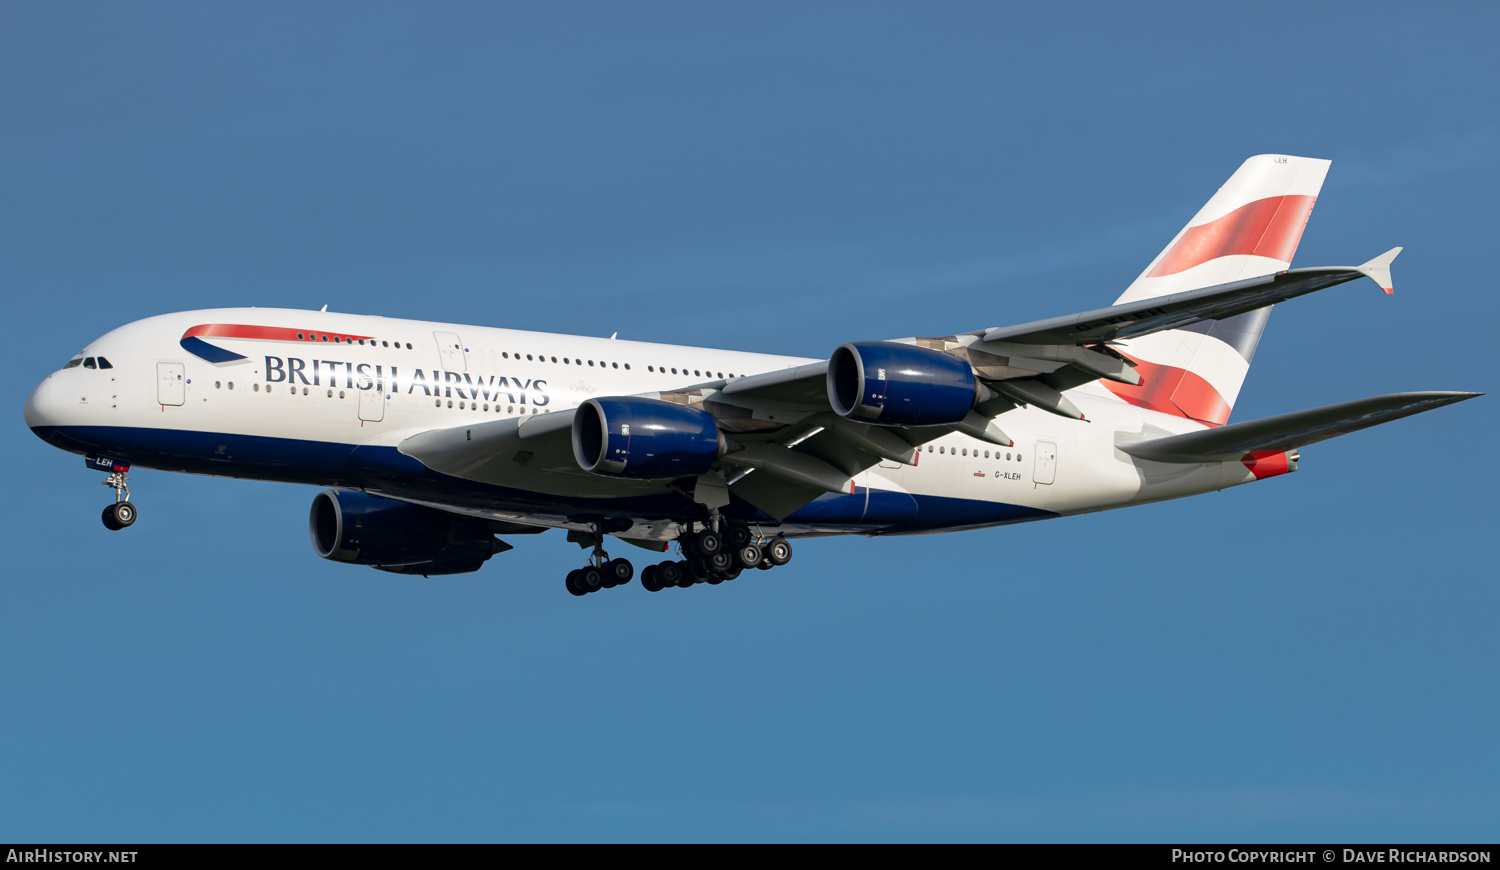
<box><xmin>394</xmin><ymin>250</ymin><xmax>1404</xmax><ymax>523</ymax></box>
<box><xmin>976</xmin><ymin>248</ymin><xmax>1400</xmax><ymax>347</ymax></box>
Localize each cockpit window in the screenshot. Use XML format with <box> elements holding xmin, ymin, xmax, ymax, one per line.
<box><xmin>84</xmin><ymin>357</ymin><xmax>97</xmax><ymax>369</ymax></box>
<box><xmin>97</xmin><ymin>357</ymin><xmax>113</xmax><ymax>369</ymax></box>
<box><xmin>63</xmin><ymin>358</ymin><xmax>83</xmax><ymax>369</ymax></box>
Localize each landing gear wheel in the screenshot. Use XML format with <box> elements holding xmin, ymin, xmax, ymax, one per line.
<box><xmin>757</xmin><ymin>558</ymin><xmax>774</xmax><ymax>571</ymax></box>
<box><xmin>695</xmin><ymin>530</ymin><xmax>722</xmax><ymax>556</ymax></box>
<box><xmin>565</xmin><ymin>569</ymin><xmax>588</xmax><ymax>597</ymax></box>
<box><xmin>102</xmin><ymin>502</ymin><xmax>136</xmax><ymax>531</ymax></box>
<box><xmin>722</xmin><ymin>565</ymin><xmax>742</xmax><ymax>582</ymax></box>
<box><xmin>767</xmin><ymin>537</ymin><xmax>793</xmax><ymax>566</ymax></box>
<box><xmin>688</xmin><ymin>558</ymin><xmax>712</xmax><ymax>583</ymax></box>
<box><xmin>641</xmin><ymin>565</ymin><xmax>663</xmax><ymax>592</ymax></box>
<box><xmin>726</xmin><ymin>525</ymin><xmax>752</xmax><ymax>549</ymax></box>
<box><xmin>579</xmin><ymin>565</ymin><xmax>604</xmax><ymax>593</ymax></box>
<box><xmin>603</xmin><ymin>558</ymin><xmax>634</xmax><ymax>587</ymax></box>
<box><xmin>658</xmin><ymin>561</ymin><xmax>683</xmax><ymax>587</ymax></box>
<box><xmin>734</xmin><ymin>543</ymin><xmax>762</xmax><ymax>568</ymax></box>
<box><xmin>709</xmin><ymin>552</ymin><xmax>734</xmax><ymax>574</ymax></box>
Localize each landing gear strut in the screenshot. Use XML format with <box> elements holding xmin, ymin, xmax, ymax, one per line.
<box><xmin>100</xmin><ymin>472</ymin><xmax>137</xmax><ymax>531</ymax></box>
<box><xmin>564</xmin><ymin>526</ymin><xmax>633</xmax><ymax>597</ymax></box>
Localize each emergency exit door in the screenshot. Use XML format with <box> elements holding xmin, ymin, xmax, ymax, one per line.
<box><xmin>1034</xmin><ymin>441</ymin><xmax>1057</xmax><ymax>485</ymax></box>
<box><xmin>157</xmin><ymin>362</ymin><xmax>185</xmax><ymax>406</ymax></box>
<box><xmin>434</xmin><ymin>332</ymin><xmax>466</xmax><ymax>372</ymax></box>
<box><xmin>358</xmin><ymin>379</ymin><xmax>385</xmax><ymax>422</ymax></box>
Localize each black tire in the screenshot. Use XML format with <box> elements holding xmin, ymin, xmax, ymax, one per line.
<box><xmin>709</xmin><ymin>552</ymin><xmax>733</xmax><ymax>573</ymax></box>
<box><xmin>767</xmin><ymin>537</ymin><xmax>793</xmax><ymax>566</ymax></box>
<box><xmin>102</xmin><ymin>502</ymin><xmax>137</xmax><ymax>530</ymax></box>
<box><xmin>641</xmin><ymin>565</ymin><xmax>662</xmax><ymax>592</ymax></box>
<box><xmin>722</xmin><ymin>565</ymin><xmax>742</xmax><ymax>581</ymax></box>
<box><xmin>688</xmin><ymin>558</ymin><xmax>712</xmax><ymax>582</ymax></box>
<box><xmin>726</xmin><ymin>525</ymin><xmax>752</xmax><ymax>549</ymax></box>
<box><xmin>757</xmin><ymin>558</ymin><xmax>774</xmax><ymax>571</ymax></box>
<box><xmin>658</xmin><ymin>560</ymin><xmax>683</xmax><ymax>587</ymax></box>
<box><xmin>695</xmin><ymin>530</ymin><xmax>722</xmax><ymax>556</ymax></box>
<box><xmin>579</xmin><ymin>565</ymin><xmax>604</xmax><ymax>592</ymax></box>
<box><xmin>565</xmin><ymin>569</ymin><xmax>587</xmax><ymax>597</ymax></box>
<box><xmin>606</xmin><ymin>558</ymin><xmax>634</xmax><ymax>586</ymax></box>
<box><xmin>735</xmin><ymin>543</ymin><xmax>762</xmax><ymax>568</ymax></box>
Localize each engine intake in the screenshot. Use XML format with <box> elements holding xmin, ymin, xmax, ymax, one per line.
<box><xmin>828</xmin><ymin>341</ymin><xmax>977</xmax><ymax>426</ymax></box>
<box><xmin>309</xmin><ymin>489</ymin><xmax>503</xmax><ymax>575</ymax></box>
<box><xmin>573</xmin><ymin>396</ymin><xmax>728</xmax><ymax>479</ymax></box>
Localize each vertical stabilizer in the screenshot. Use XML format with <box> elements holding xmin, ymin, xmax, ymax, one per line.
<box><xmin>1101</xmin><ymin>155</ymin><xmax>1331</xmax><ymax>427</ymax></box>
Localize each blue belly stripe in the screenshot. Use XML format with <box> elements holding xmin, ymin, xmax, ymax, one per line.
<box><xmin>30</xmin><ymin>424</ymin><xmax>1057</xmax><ymax>532</ymax></box>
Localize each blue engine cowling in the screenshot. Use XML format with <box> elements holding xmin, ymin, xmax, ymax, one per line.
<box><xmin>827</xmin><ymin>341</ymin><xmax>977</xmax><ymax>425</ymax></box>
<box><xmin>309</xmin><ymin>489</ymin><xmax>502</xmax><ymax>575</ymax></box>
<box><xmin>573</xmin><ymin>396</ymin><xmax>728</xmax><ymax>479</ymax></box>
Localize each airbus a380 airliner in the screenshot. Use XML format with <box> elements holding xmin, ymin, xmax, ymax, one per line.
<box><xmin>23</xmin><ymin>155</ymin><xmax>1480</xmax><ymax>595</ymax></box>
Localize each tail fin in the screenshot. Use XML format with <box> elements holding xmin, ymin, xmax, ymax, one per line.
<box><xmin>1102</xmin><ymin>154</ymin><xmax>1331</xmax><ymax>427</ymax></box>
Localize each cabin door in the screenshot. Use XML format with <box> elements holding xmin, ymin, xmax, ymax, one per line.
<box><xmin>1033</xmin><ymin>441</ymin><xmax>1057</xmax><ymax>485</ymax></box>
<box><xmin>157</xmin><ymin>362</ymin><xmax>185</xmax><ymax>406</ymax></box>
<box><xmin>434</xmin><ymin>332</ymin><xmax>466</xmax><ymax>372</ymax></box>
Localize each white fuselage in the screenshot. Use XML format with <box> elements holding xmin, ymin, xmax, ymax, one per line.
<box><xmin>24</xmin><ymin>308</ymin><xmax>1270</xmax><ymax>540</ymax></box>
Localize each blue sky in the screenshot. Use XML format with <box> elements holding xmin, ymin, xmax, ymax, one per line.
<box><xmin>2</xmin><ymin>2</ymin><xmax>1495</xmax><ymax>842</ymax></box>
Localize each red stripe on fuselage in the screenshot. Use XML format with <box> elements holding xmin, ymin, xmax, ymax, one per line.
<box><xmin>1147</xmin><ymin>195</ymin><xmax>1317</xmax><ymax>278</ymax></box>
<box><xmin>182</xmin><ymin>324</ymin><xmax>374</xmax><ymax>344</ymax></box>
<box><xmin>1102</xmin><ymin>355</ymin><xmax>1231</xmax><ymax>427</ymax></box>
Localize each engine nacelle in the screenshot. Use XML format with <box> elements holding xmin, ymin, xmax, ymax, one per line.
<box><xmin>827</xmin><ymin>341</ymin><xmax>977</xmax><ymax>425</ymax></box>
<box><xmin>573</xmin><ymin>396</ymin><xmax>728</xmax><ymax>479</ymax></box>
<box><xmin>309</xmin><ymin>489</ymin><xmax>501</xmax><ymax>575</ymax></box>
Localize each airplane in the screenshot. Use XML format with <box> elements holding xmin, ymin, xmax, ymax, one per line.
<box><xmin>22</xmin><ymin>154</ymin><xmax>1480</xmax><ymax>596</ymax></box>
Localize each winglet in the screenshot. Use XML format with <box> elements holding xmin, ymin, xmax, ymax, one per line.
<box><xmin>1357</xmin><ymin>246</ymin><xmax>1401</xmax><ymax>295</ymax></box>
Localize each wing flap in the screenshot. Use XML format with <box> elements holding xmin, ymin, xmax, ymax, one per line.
<box><xmin>1119</xmin><ymin>391</ymin><xmax>1480</xmax><ymax>463</ymax></box>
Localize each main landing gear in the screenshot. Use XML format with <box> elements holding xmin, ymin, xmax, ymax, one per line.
<box><xmin>638</xmin><ymin>525</ymin><xmax>793</xmax><ymax>593</ymax></box>
<box><xmin>100</xmin><ymin>472</ymin><xmax>137</xmax><ymax>531</ymax></box>
<box><xmin>564</xmin><ymin>533</ymin><xmax>634</xmax><ymax>597</ymax></box>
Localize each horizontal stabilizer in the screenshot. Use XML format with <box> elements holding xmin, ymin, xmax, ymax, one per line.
<box><xmin>1120</xmin><ymin>391</ymin><xmax>1480</xmax><ymax>463</ymax></box>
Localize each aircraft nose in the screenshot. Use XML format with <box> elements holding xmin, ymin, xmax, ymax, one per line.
<box><xmin>23</xmin><ymin>375</ymin><xmax>61</xmax><ymax>431</ymax></box>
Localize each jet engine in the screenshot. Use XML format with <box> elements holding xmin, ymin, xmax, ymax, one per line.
<box><xmin>573</xmin><ymin>396</ymin><xmax>729</xmax><ymax>479</ymax></box>
<box><xmin>827</xmin><ymin>341</ymin><xmax>978</xmax><ymax>426</ymax></box>
<box><xmin>309</xmin><ymin>489</ymin><xmax>506</xmax><ymax>576</ymax></box>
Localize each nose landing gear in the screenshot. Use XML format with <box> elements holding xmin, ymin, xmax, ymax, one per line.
<box><xmin>100</xmin><ymin>471</ymin><xmax>137</xmax><ymax>531</ymax></box>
